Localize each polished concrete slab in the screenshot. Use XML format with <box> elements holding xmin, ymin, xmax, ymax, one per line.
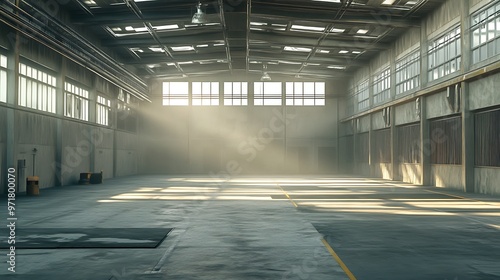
<box><xmin>1</xmin><ymin>175</ymin><xmax>500</xmax><ymax>279</ymax></box>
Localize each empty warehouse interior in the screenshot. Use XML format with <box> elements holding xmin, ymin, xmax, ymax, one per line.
<box><xmin>1</xmin><ymin>0</ymin><xmax>500</xmax><ymax>279</ymax></box>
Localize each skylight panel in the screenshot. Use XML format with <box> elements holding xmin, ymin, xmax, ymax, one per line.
<box><xmin>284</xmin><ymin>46</ymin><xmax>312</xmax><ymax>52</ymax></box>
<box><xmin>251</xmin><ymin>22</ymin><xmax>267</xmax><ymax>26</ymax></box>
<box><xmin>154</xmin><ymin>24</ymin><xmax>179</xmax><ymax>30</ymax></box>
<box><xmin>278</xmin><ymin>60</ymin><xmax>302</xmax><ymax>65</ymax></box>
<box><xmin>149</xmin><ymin>47</ymin><xmax>165</xmax><ymax>52</ymax></box>
<box><xmin>84</xmin><ymin>0</ymin><xmax>97</xmax><ymax>6</ymax></box>
<box><xmin>171</xmin><ymin>46</ymin><xmax>195</xmax><ymax>51</ymax></box>
<box><xmin>330</xmin><ymin>28</ymin><xmax>345</xmax><ymax>33</ymax></box>
<box><xmin>357</xmin><ymin>29</ymin><xmax>369</xmax><ymax>34</ymax></box>
<box><xmin>339</xmin><ymin>50</ymin><xmax>349</xmax><ymax>54</ymax></box>
<box><xmin>291</xmin><ymin>25</ymin><xmax>325</xmax><ymax>32</ymax></box>
<box><xmin>328</xmin><ymin>65</ymin><xmax>346</xmax><ymax>69</ymax></box>
<box><xmin>317</xmin><ymin>49</ymin><xmax>330</xmax><ymax>54</ymax></box>
<box><xmin>312</xmin><ymin>0</ymin><xmax>341</xmax><ymax>2</ymax></box>
<box><xmin>381</xmin><ymin>0</ymin><xmax>396</xmax><ymax>5</ymax></box>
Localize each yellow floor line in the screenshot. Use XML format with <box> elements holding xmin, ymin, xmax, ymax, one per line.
<box><xmin>321</xmin><ymin>238</ymin><xmax>357</xmax><ymax>280</ymax></box>
<box><xmin>277</xmin><ymin>185</ymin><xmax>298</xmax><ymax>208</ymax></box>
<box><xmin>424</xmin><ymin>189</ymin><xmax>500</xmax><ymax>206</ymax></box>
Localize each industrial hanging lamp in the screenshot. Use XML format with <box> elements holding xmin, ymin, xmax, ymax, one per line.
<box><xmin>192</xmin><ymin>2</ymin><xmax>209</xmax><ymax>24</ymax></box>
<box><xmin>260</xmin><ymin>63</ymin><xmax>271</xmax><ymax>81</ymax></box>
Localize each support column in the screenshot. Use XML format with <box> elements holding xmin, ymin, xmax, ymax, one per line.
<box><xmin>369</xmin><ymin>114</ymin><xmax>374</xmax><ymax>177</ymax></box>
<box><xmin>390</xmin><ymin>106</ymin><xmax>398</xmax><ymax>181</ymax></box>
<box><xmin>4</xmin><ymin>23</ymin><xmax>19</xmax><ymax>193</ymax></box>
<box><xmin>353</xmin><ymin>119</ymin><xmax>358</xmax><ymax>175</ymax></box>
<box><xmin>460</xmin><ymin>0</ymin><xmax>472</xmax><ymax>73</ymax></box>
<box><xmin>89</xmin><ymin>75</ymin><xmax>98</xmax><ymax>173</ymax></box>
<box><xmin>420</xmin><ymin>96</ymin><xmax>431</xmax><ymax>186</ymax></box>
<box><xmin>419</xmin><ymin>15</ymin><xmax>431</xmax><ymax>187</ymax></box>
<box><xmin>112</xmin><ymin>92</ymin><xmax>118</xmax><ymax>178</ymax></box>
<box><xmin>461</xmin><ymin>0</ymin><xmax>474</xmax><ymax>193</ymax></box>
<box><xmin>54</xmin><ymin>58</ymin><xmax>66</xmax><ymax>186</ymax></box>
<box><xmin>420</xmin><ymin>20</ymin><xmax>429</xmax><ymax>89</ymax></box>
<box><xmin>461</xmin><ymin>82</ymin><xmax>475</xmax><ymax>193</ymax></box>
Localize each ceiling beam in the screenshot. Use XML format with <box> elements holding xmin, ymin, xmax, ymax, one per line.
<box><xmin>101</xmin><ymin>32</ymin><xmax>225</xmax><ymax>47</ymax></box>
<box><xmin>251</xmin><ymin>11</ymin><xmax>420</xmax><ymax>28</ymax></box>
<box><xmin>249</xmin><ymin>32</ymin><xmax>389</xmax><ymax>50</ymax></box>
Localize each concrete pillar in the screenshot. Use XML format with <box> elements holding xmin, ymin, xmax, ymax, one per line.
<box><xmin>112</xmin><ymin>91</ymin><xmax>118</xmax><ymax>178</ymax></box>
<box><xmin>282</xmin><ymin>82</ymin><xmax>287</xmax><ymax>173</ymax></box>
<box><xmin>461</xmin><ymin>82</ymin><xmax>475</xmax><ymax>193</ymax></box>
<box><xmin>4</xmin><ymin>37</ymin><xmax>18</xmax><ymax>192</ymax></box>
<box><xmin>54</xmin><ymin>58</ymin><xmax>66</xmax><ymax>186</ymax></box>
<box><xmin>390</xmin><ymin>49</ymin><xmax>397</xmax><ymax>102</ymax></box>
<box><xmin>460</xmin><ymin>1</ymin><xmax>473</xmax><ymax>193</ymax></box>
<box><xmin>353</xmin><ymin>119</ymin><xmax>358</xmax><ymax>175</ymax></box>
<box><xmin>420</xmin><ymin>96</ymin><xmax>431</xmax><ymax>186</ymax></box>
<box><xmin>420</xmin><ymin>20</ymin><xmax>429</xmax><ymax>89</ymax></box>
<box><xmin>390</xmin><ymin>106</ymin><xmax>398</xmax><ymax>181</ymax></box>
<box><xmin>460</xmin><ymin>0</ymin><xmax>472</xmax><ymax>73</ymax></box>
<box><xmin>369</xmin><ymin>114</ymin><xmax>374</xmax><ymax>177</ymax></box>
<box><xmin>88</xmin><ymin>76</ymin><xmax>98</xmax><ymax>173</ymax></box>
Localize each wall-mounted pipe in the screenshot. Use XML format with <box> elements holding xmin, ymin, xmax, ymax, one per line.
<box><xmin>0</xmin><ymin>1</ymin><xmax>150</xmax><ymax>101</ymax></box>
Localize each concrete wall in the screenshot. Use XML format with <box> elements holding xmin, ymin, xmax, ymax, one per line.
<box><xmin>431</xmin><ymin>165</ymin><xmax>464</xmax><ymax>191</ymax></box>
<box><xmin>358</xmin><ymin>115</ymin><xmax>371</xmax><ymax>133</ymax></box>
<box><xmin>469</xmin><ymin>72</ymin><xmax>500</xmax><ymax>110</ymax></box>
<box><xmin>358</xmin><ymin>163</ymin><xmax>371</xmax><ymax>177</ymax></box>
<box><xmin>395</xmin><ymin>101</ymin><xmax>420</xmax><ymax>126</ymax></box>
<box><xmin>93</xmin><ymin>127</ymin><xmax>114</xmax><ymax>179</ymax></box>
<box><xmin>61</xmin><ymin>120</ymin><xmax>91</xmax><ymax>186</ymax></box>
<box><xmin>16</xmin><ymin>111</ymin><xmax>58</xmax><ymax>189</ymax></box>
<box><xmin>374</xmin><ymin>163</ymin><xmax>392</xmax><ymax>180</ymax></box>
<box><xmin>140</xmin><ymin>94</ymin><xmax>339</xmax><ymax>175</ymax></box>
<box><xmin>399</xmin><ymin>164</ymin><xmax>422</xmax><ymax>185</ymax></box>
<box><xmin>116</xmin><ymin>131</ymin><xmax>138</xmax><ymax>177</ymax></box>
<box><xmin>338</xmin><ymin>0</ymin><xmax>500</xmax><ymax>196</ymax></box>
<box><xmin>2</xmin><ymin>108</ymin><xmax>140</xmax><ymax>191</ymax></box>
<box><xmin>426</xmin><ymin>90</ymin><xmax>456</xmax><ymax>120</ymax></box>
<box><xmin>475</xmin><ymin>167</ymin><xmax>500</xmax><ymax>195</ymax></box>
<box><xmin>371</xmin><ymin>111</ymin><xmax>387</xmax><ymax>130</ymax></box>
<box><xmin>425</xmin><ymin>0</ymin><xmax>461</xmax><ymax>37</ymax></box>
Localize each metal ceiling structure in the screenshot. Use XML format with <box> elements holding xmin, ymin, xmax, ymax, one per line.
<box><xmin>64</xmin><ymin>0</ymin><xmax>443</xmax><ymax>81</ymax></box>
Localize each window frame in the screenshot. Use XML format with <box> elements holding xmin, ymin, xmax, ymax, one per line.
<box><xmin>254</xmin><ymin>82</ymin><xmax>282</xmax><ymax>106</ymax></box>
<box><xmin>395</xmin><ymin>50</ymin><xmax>420</xmax><ymax>95</ymax></box>
<box><xmin>224</xmin><ymin>82</ymin><xmax>248</xmax><ymax>106</ymax></box>
<box><xmin>18</xmin><ymin>61</ymin><xmax>57</xmax><ymax>113</ymax></box>
<box><xmin>372</xmin><ymin>67</ymin><xmax>391</xmax><ymax>104</ymax></box>
<box><xmin>96</xmin><ymin>94</ymin><xmax>112</xmax><ymax>126</ymax></box>
<box><xmin>285</xmin><ymin>82</ymin><xmax>325</xmax><ymax>106</ymax></box>
<box><xmin>428</xmin><ymin>25</ymin><xmax>462</xmax><ymax>82</ymax></box>
<box><xmin>471</xmin><ymin>1</ymin><xmax>500</xmax><ymax>64</ymax></box>
<box><xmin>0</xmin><ymin>53</ymin><xmax>7</xmax><ymax>103</ymax></box>
<box><xmin>192</xmin><ymin>82</ymin><xmax>220</xmax><ymax>106</ymax></box>
<box><xmin>162</xmin><ymin>81</ymin><xmax>189</xmax><ymax>106</ymax></box>
<box><xmin>64</xmin><ymin>80</ymin><xmax>90</xmax><ymax>121</ymax></box>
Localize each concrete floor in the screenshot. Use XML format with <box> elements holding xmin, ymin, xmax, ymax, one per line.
<box><xmin>1</xmin><ymin>175</ymin><xmax>500</xmax><ymax>280</ymax></box>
